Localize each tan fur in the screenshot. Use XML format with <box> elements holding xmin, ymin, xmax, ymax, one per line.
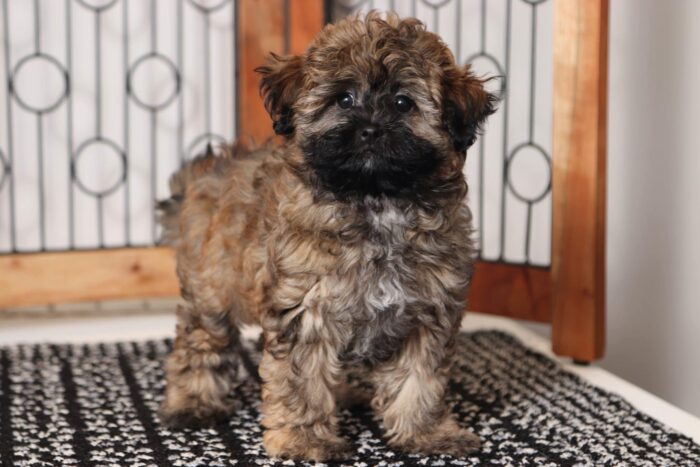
<box><xmin>159</xmin><ymin>12</ymin><xmax>496</xmax><ymax>461</ymax></box>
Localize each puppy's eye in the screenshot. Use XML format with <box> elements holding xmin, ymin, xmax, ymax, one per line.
<box><xmin>394</xmin><ymin>95</ymin><xmax>414</xmax><ymax>113</ymax></box>
<box><xmin>336</xmin><ymin>92</ymin><xmax>355</xmax><ymax>109</ymax></box>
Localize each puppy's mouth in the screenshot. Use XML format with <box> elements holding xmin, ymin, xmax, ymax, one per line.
<box><xmin>301</xmin><ymin>123</ymin><xmax>442</xmax><ymax>199</ymax></box>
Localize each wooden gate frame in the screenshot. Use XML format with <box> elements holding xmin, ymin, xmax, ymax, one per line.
<box><xmin>0</xmin><ymin>0</ymin><xmax>608</xmax><ymax>363</ymax></box>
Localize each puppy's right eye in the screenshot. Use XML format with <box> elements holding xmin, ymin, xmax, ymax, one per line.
<box><xmin>336</xmin><ymin>92</ymin><xmax>354</xmax><ymax>109</ymax></box>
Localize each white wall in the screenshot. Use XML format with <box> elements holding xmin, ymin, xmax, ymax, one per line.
<box><xmin>603</xmin><ymin>0</ymin><xmax>700</xmax><ymax>417</ymax></box>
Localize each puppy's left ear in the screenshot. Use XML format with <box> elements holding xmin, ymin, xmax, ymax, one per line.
<box><xmin>443</xmin><ymin>65</ymin><xmax>499</xmax><ymax>152</ymax></box>
<box><xmin>256</xmin><ymin>53</ymin><xmax>305</xmax><ymax>136</ymax></box>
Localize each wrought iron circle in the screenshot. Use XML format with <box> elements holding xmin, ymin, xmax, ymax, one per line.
<box><xmin>127</xmin><ymin>53</ymin><xmax>181</xmax><ymax>112</ymax></box>
<box><xmin>420</xmin><ymin>0</ymin><xmax>453</xmax><ymax>9</ymax></box>
<box><xmin>75</xmin><ymin>0</ymin><xmax>119</xmax><ymax>13</ymax></box>
<box><xmin>506</xmin><ymin>141</ymin><xmax>551</xmax><ymax>203</ymax></box>
<box><xmin>72</xmin><ymin>137</ymin><xmax>127</xmax><ymax>197</ymax></box>
<box><xmin>11</xmin><ymin>53</ymin><xmax>69</xmax><ymax>114</ymax></box>
<box><xmin>466</xmin><ymin>52</ymin><xmax>506</xmax><ymax>96</ymax></box>
<box><xmin>186</xmin><ymin>0</ymin><xmax>233</xmax><ymax>14</ymax></box>
<box><xmin>186</xmin><ymin>133</ymin><xmax>227</xmax><ymax>160</ymax></box>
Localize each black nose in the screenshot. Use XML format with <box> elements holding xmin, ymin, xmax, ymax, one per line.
<box><xmin>360</xmin><ymin>125</ymin><xmax>380</xmax><ymax>142</ymax></box>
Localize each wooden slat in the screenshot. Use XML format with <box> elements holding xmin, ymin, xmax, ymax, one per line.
<box><xmin>551</xmin><ymin>0</ymin><xmax>609</xmax><ymax>362</ymax></box>
<box><xmin>469</xmin><ymin>261</ymin><xmax>551</xmax><ymax>323</ymax></box>
<box><xmin>0</xmin><ymin>248</ymin><xmax>179</xmax><ymax>309</ymax></box>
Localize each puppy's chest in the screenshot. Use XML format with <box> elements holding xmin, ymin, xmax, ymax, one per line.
<box><xmin>336</xmin><ymin>213</ymin><xmax>423</xmax><ymax>363</ymax></box>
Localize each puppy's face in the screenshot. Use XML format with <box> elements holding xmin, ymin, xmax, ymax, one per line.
<box><xmin>257</xmin><ymin>13</ymin><xmax>497</xmax><ymax>201</ymax></box>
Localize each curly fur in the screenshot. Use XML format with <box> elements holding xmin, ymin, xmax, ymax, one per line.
<box><xmin>158</xmin><ymin>12</ymin><xmax>496</xmax><ymax>462</ymax></box>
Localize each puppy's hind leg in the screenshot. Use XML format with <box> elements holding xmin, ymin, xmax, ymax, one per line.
<box><xmin>160</xmin><ymin>304</ymin><xmax>240</xmax><ymax>428</ymax></box>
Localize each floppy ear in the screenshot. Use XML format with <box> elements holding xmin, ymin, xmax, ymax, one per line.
<box><xmin>256</xmin><ymin>53</ymin><xmax>305</xmax><ymax>136</ymax></box>
<box><xmin>443</xmin><ymin>65</ymin><xmax>499</xmax><ymax>152</ymax></box>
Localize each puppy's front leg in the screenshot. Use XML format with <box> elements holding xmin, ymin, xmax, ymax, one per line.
<box><xmin>373</xmin><ymin>327</ymin><xmax>481</xmax><ymax>456</ymax></box>
<box><xmin>259</xmin><ymin>327</ymin><xmax>349</xmax><ymax>462</ymax></box>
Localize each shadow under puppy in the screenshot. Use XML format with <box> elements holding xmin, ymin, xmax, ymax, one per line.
<box><xmin>158</xmin><ymin>12</ymin><xmax>497</xmax><ymax>462</ymax></box>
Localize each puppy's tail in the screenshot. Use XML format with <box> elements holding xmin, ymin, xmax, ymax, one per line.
<box><xmin>155</xmin><ymin>190</ymin><xmax>184</xmax><ymax>248</ymax></box>
<box><xmin>156</xmin><ymin>143</ymin><xmax>236</xmax><ymax>247</ymax></box>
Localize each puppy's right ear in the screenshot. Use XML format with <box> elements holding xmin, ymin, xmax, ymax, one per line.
<box><xmin>256</xmin><ymin>53</ymin><xmax>305</xmax><ymax>136</ymax></box>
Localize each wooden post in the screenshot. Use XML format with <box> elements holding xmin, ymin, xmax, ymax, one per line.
<box><xmin>238</xmin><ymin>0</ymin><xmax>286</xmax><ymax>143</ymax></box>
<box><xmin>551</xmin><ymin>0</ymin><xmax>609</xmax><ymax>362</ymax></box>
<box><xmin>237</xmin><ymin>0</ymin><xmax>325</xmax><ymax>142</ymax></box>
<box><xmin>288</xmin><ymin>0</ymin><xmax>326</xmax><ymax>54</ymax></box>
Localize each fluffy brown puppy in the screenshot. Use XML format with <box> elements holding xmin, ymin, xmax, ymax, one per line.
<box><xmin>158</xmin><ymin>12</ymin><xmax>497</xmax><ymax>461</ymax></box>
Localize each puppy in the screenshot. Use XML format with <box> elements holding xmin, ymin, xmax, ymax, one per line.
<box><xmin>158</xmin><ymin>12</ymin><xmax>497</xmax><ymax>461</ymax></box>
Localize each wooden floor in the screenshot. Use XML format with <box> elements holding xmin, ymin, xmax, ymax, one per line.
<box><xmin>0</xmin><ymin>308</ymin><xmax>698</xmax><ymax>444</ymax></box>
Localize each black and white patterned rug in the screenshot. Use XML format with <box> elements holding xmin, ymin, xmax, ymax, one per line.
<box><xmin>1</xmin><ymin>331</ymin><xmax>699</xmax><ymax>467</ymax></box>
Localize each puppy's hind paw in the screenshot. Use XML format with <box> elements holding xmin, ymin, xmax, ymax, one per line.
<box><xmin>425</xmin><ymin>427</ymin><xmax>481</xmax><ymax>456</ymax></box>
<box><xmin>159</xmin><ymin>398</ymin><xmax>237</xmax><ymax>429</ymax></box>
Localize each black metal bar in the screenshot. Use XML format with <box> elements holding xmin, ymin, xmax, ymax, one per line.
<box><xmin>480</xmin><ymin>0</ymin><xmax>486</xmax><ymax>54</ymax></box>
<box><xmin>95</xmin><ymin>11</ymin><xmax>102</xmax><ymax>137</ymax></box>
<box><xmin>66</xmin><ymin>0</ymin><xmax>75</xmax><ymax>249</ymax></box>
<box><xmin>524</xmin><ymin>3</ymin><xmax>538</xmax><ymax>260</ymax></box>
<box><xmin>150</xmin><ymin>0</ymin><xmax>159</xmax><ymax>242</ymax></box>
<box><xmin>150</xmin><ymin>0</ymin><xmax>158</xmax><ymax>53</ymax></box>
<box><xmin>478</xmin><ymin>131</ymin><xmax>485</xmax><ymax>261</ymax></box>
<box><xmin>233</xmin><ymin>0</ymin><xmax>238</xmax><ymax>140</ymax></box>
<box><xmin>476</xmin><ymin>0</ymin><xmax>485</xmax><ymax>260</ymax></box>
<box><xmin>96</xmin><ymin>9</ymin><xmax>104</xmax><ymax>246</ymax></box>
<box><xmin>524</xmin><ymin>202</ymin><xmax>532</xmax><ymax>262</ymax></box>
<box><xmin>97</xmin><ymin>195</ymin><xmax>104</xmax><ymax>247</ymax></box>
<box><xmin>179</xmin><ymin>0</ymin><xmax>186</xmax><ymax>163</ymax></box>
<box><xmin>34</xmin><ymin>1</ymin><xmax>46</xmax><ymax>250</ymax></box>
<box><xmin>122</xmin><ymin>0</ymin><xmax>131</xmax><ymax>245</ymax></box>
<box><xmin>432</xmin><ymin>4</ymin><xmax>438</xmax><ymax>32</ymax></box>
<box><xmin>150</xmin><ymin>110</ymin><xmax>157</xmax><ymax>242</ymax></box>
<box><xmin>33</xmin><ymin>0</ymin><xmax>41</xmax><ymax>53</ymax></box>
<box><xmin>3</xmin><ymin>0</ymin><xmax>16</xmax><ymax>252</ymax></box>
<box><xmin>497</xmin><ymin>0</ymin><xmax>512</xmax><ymax>262</ymax></box>
<box><xmin>454</xmin><ymin>0</ymin><xmax>461</xmax><ymax>62</ymax></box>
<box><xmin>528</xmin><ymin>2</ymin><xmax>537</xmax><ymax>144</ymax></box>
<box><xmin>204</xmin><ymin>9</ymin><xmax>212</xmax><ymax>140</ymax></box>
<box><xmin>37</xmin><ymin>113</ymin><xmax>46</xmax><ymax>250</ymax></box>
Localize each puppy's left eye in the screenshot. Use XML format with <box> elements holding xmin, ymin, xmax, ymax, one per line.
<box><xmin>394</xmin><ymin>95</ymin><xmax>414</xmax><ymax>113</ymax></box>
<box><xmin>337</xmin><ymin>92</ymin><xmax>355</xmax><ymax>109</ymax></box>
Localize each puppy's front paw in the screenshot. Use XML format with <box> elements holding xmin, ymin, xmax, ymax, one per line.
<box><xmin>263</xmin><ymin>427</ymin><xmax>351</xmax><ymax>461</ymax></box>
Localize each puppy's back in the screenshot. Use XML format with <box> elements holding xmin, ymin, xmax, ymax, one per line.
<box><xmin>157</xmin><ymin>144</ymin><xmax>268</xmax><ymax>248</ymax></box>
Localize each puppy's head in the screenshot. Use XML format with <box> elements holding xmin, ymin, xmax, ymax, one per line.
<box><xmin>257</xmin><ymin>12</ymin><xmax>497</xmax><ymax>201</ymax></box>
